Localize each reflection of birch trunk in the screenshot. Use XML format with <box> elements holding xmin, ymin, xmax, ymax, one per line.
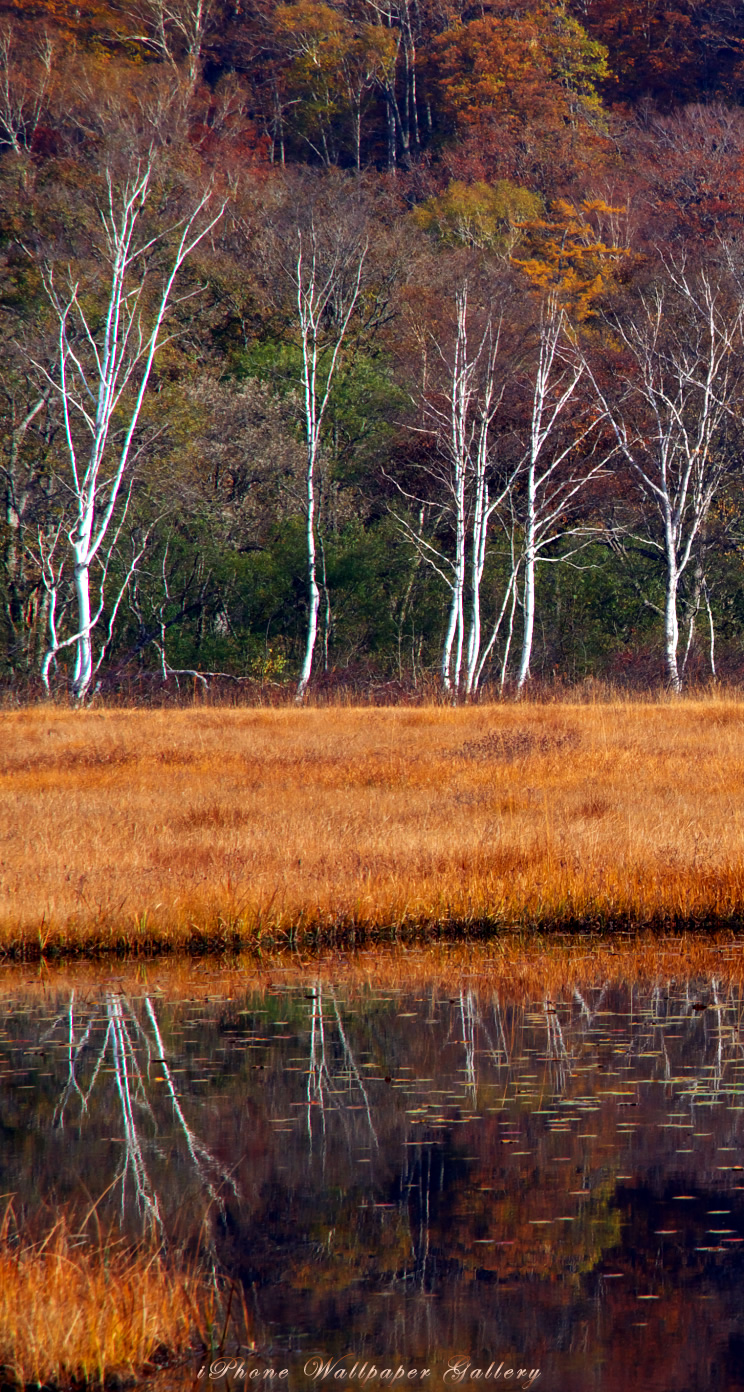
<box><xmin>573</xmin><ymin>984</ymin><xmax>609</xmax><ymax>1035</ymax></box>
<box><xmin>306</xmin><ymin>984</ymin><xmax>379</xmax><ymax>1155</ymax></box>
<box><xmin>51</xmin><ymin>989</ymin><xmax>237</xmax><ymax>1233</ymax></box>
<box><xmin>490</xmin><ymin>992</ymin><xmax>510</xmax><ymax>1066</ymax></box>
<box><xmin>412</xmin><ymin>1146</ymin><xmax>431</xmax><ymax>1289</ymax></box>
<box><xmin>307</xmin><ymin>984</ymin><xmax>330</xmax><ymax>1159</ymax></box>
<box><xmin>144</xmin><ymin>997</ymin><xmax>239</xmax><ymax>1209</ymax></box>
<box><xmin>711</xmin><ymin>977</ymin><xmax>723</xmax><ymax>1096</ymax></box>
<box><xmin>109</xmin><ymin>994</ymin><xmax>162</xmax><ymax>1230</ymax></box>
<box><xmin>53</xmin><ymin>991</ymin><xmax>95</xmax><ymax>1125</ymax></box>
<box><xmin>543</xmin><ymin>1000</ymin><xmax>572</xmax><ymax>1092</ymax></box>
<box><xmin>459</xmin><ymin>989</ymin><xmax>477</xmax><ymax>1100</ymax></box>
<box><xmin>332</xmin><ymin>992</ymin><xmax>378</xmax><ymax>1147</ymax></box>
<box><xmin>398</xmin><ymin>1145</ymin><xmax>432</xmax><ymax>1290</ymax></box>
<box><xmin>468</xmin><ymin>991</ymin><xmax>510</xmax><ymax>1073</ymax></box>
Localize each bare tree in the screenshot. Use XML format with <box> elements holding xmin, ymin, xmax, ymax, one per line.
<box><xmin>287</xmin><ymin>221</ymin><xmax>367</xmax><ymax>700</ymax></box>
<box><xmin>393</xmin><ymin>285</ymin><xmax>520</xmax><ymax>697</ymax></box>
<box><xmin>0</xmin><ymin>23</ymin><xmax>54</xmax><ymax>155</ymax></box>
<box><xmin>395</xmin><ymin>288</ymin><xmax>608</xmax><ymax>697</ymax></box>
<box><xmin>362</xmin><ymin>0</ymin><xmax>422</xmax><ymax>170</ymax></box>
<box><xmin>514</xmin><ymin>299</ymin><xmax>611</xmax><ymax>694</ymax></box>
<box><xmin>121</xmin><ymin>0</ymin><xmax>214</xmax><ymax>91</ymax></box>
<box><xmin>26</xmin><ymin>153</ymin><xmax>225</xmax><ymax>699</ymax></box>
<box><xmin>583</xmin><ymin>259</ymin><xmax>744</xmax><ymax>691</ymax></box>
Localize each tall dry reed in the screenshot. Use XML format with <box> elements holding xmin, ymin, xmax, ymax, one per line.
<box><xmin>0</xmin><ymin>1211</ymin><xmax>208</xmax><ymax>1386</ymax></box>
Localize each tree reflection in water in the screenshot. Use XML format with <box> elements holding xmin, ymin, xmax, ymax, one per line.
<box><xmin>307</xmin><ymin>984</ymin><xmax>379</xmax><ymax>1164</ymax></box>
<box><xmin>48</xmin><ymin>989</ymin><xmax>239</xmax><ymax>1234</ymax></box>
<box><xmin>2</xmin><ymin>971</ymin><xmax>744</xmax><ymax>1392</ymax></box>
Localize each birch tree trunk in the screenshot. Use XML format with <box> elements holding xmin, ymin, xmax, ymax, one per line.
<box><xmin>297</xmin><ymin>433</ymin><xmax>321</xmax><ymax>699</ymax></box>
<box><xmin>464</xmin><ymin>475</ymin><xmax>487</xmax><ymax>695</ymax></box>
<box><xmin>28</xmin><ymin>156</ymin><xmax>224</xmax><ymax>699</ymax></box>
<box><xmin>291</xmin><ymin>225</ymin><xmax>366</xmax><ymax>701</ymax></box>
<box><xmin>441</xmin><ymin>294</ymin><xmax>468</xmax><ymax>694</ymax></box>
<box><xmin>668</xmin><ymin>548</ymin><xmax>685</xmax><ymax>690</ymax></box>
<box><xmin>72</xmin><ymin>536</ymin><xmax>94</xmax><ymax>697</ymax></box>
<box><xmin>581</xmin><ymin>258</ymin><xmax>744</xmax><ymax>692</ymax></box>
<box><xmin>391</xmin><ymin>284</ymin><xmax>519</xmax><ymax>699</ymax></box>
<box><xmin>465</xmin><ymin>354</ymin><xmax>502</xmax><ymax>694</ymax></box>
<box><xmin>514</xmin><ymin>301</ymin><xmax>604</xmax><ymax>695</ymax></box>
<box><xmin>516</xmin><ymin>484</ymin><xmax>536</xmax><ymax>692</ymax></box>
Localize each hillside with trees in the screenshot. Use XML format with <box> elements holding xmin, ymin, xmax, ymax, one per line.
<box><xmin>3</xmin><ymin>0</ymin><xmax>744</xmax><ymax>698</ymax></box>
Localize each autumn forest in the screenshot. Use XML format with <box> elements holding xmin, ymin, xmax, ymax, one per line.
<box><xmin>3</xmin><ymin>0</ymin><xmax>744</xmax><ymax>699</ymax></box>
<box><xmin>7</xmin><ymin>13</ymin><xmax>744</xmax><ymax>1385</ymax></box>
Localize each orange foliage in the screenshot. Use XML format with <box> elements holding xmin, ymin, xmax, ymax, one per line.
<box><xmin>431</xmin><ymin>2</ymin><xmax>610</xmax><ymax>185</ymax></box>
<box><xmin>432</xmin><ymin>4</ymin><xmax>608</xmax><ymax>132</ymax></box>
<box><xmin>513</xmin><ymin>197</ymin><xmax>630</xmax><ymax>318</ymax></box>
<box><xmin>0</xmin><ymin>0</ymin><xmax>122</xmax><ymax>43</ymax></box>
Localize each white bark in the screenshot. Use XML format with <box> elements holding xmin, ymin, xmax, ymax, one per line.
<box><xmin>704</xmin><ymin>581</ymin><xmax>717</xmax><ymax>679</ymax></box>
<box><xmin>392</xmin><ymin>287</ymin><xmax>519</xmax><ymax>699</ymax></box>
<box><xmin>396</xmin><ymin>294</ymin><xmax>607</xmax><ymax>698</ymax></box>
<box><xmin>664</xmin><ymin>546</ymin><xmax>681</xmax><ymax>693</ymax></box>
<box><xmin>292</xmin><ymin>225</ymin><xmax>366</xmax><ymax>701</ymax></box>
<box><xmin>30</xmin><ymin>157</ymin><xmax>224</xmax><ymax>699</ymax></box>
<box><xmin>514</xmin><ymin>300</ymin><xmax>609</xmax><ymax>695</ymax></box>
<box><xmin>72</xmin><ymin>535</ymin><xmax>93</xmax><ymax>696</ymax></box>
<box><xmin>582</xmin><ymin>260</ymin><xmax>744</xmax><ymax>692</ymax></box>
<box><xmin>516</xmin><ymin>507</ymin><xmax>536</xmax><ymax>691</ymax></box>
<box><xmin>464</xmin><ymin>315</ymin><xmax>499</xmax><ymax>694</ymax></box>
<box><xmin>441</xmin><ymin>293</ymin><xmax>469</xmax><ymax>692</ymax></box>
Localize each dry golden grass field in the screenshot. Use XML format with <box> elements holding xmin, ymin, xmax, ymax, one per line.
<box><xmin>3</xmin><ymin>698</ymin><xmax>744</xmax><ymax>955</ymax></box>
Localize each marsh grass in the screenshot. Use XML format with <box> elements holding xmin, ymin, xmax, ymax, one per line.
<box><xmin>4</xmin><ymin>699</ymin><xmax>744</xmax><ymax>955</ymax></box>
<box><xmin>0</xmin><ymin>1208</ymin><xmax>213</xmax><ymax>1388</ymax></box>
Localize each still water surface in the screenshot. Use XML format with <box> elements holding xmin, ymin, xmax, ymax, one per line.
<box><xmin>3</xmin><ymin>967</ymin><xmax>744</xmax><ymax>1391</ymax></box>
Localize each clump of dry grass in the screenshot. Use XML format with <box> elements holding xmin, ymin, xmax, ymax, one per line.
<box><xmin>0</xmin><ymin>1211</ymin><xmax>208</xmax><ymax>1387</ymax></box>
<box><xmin>3</xmin><ymin>699</ymin><xmax>744</xmax><ymax>954</ymax></box>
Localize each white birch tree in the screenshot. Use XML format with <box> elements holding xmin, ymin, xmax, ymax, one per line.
<box><xmin>583</xmin><ymin>260</ymin><xmax>744</xmax><ymax>692</ymax></box>
<box><xmin>288</xmin><ymin>221</ymin><xmax>366</xmax><ymax>701</ymax></box>
<box><xmin>395</xmin><ymin>290</ymin><xmax>613</xmax><ymax>696</ymax></box>
<box><xmin>121</xmin><ymin>0</ymin><xmax>214</xmax><ymax>91</ymax></box>
<box><xmin>27</xmin><ymin>153</ymin><xmax>224</xmax><ymax>699</ymax></box>
<box><xmin>0</xmin><ymin>23</ymin><xmax>54</xmax><ymax>156</ymax></box>
<box><xmin>514</xmin><ymin>299</ymin><xmax>611</xmax><ymax>693</ymax></box>
<box><xmin>392</xmin><ymin>286</ymin><xmax>521</xmax><ymax>697</ymax></box>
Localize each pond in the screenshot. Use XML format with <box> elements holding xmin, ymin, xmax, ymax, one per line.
<box><xmin>3</xmin><ymin>963</ymin><xmax>744</xmax><ymax>1391</ymax></box>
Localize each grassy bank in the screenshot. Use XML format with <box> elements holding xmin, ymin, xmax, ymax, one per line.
<box><xmin>3</xmin><ymin>700</ymin><xmax>744</xmax><ymax>955</ymax></box>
